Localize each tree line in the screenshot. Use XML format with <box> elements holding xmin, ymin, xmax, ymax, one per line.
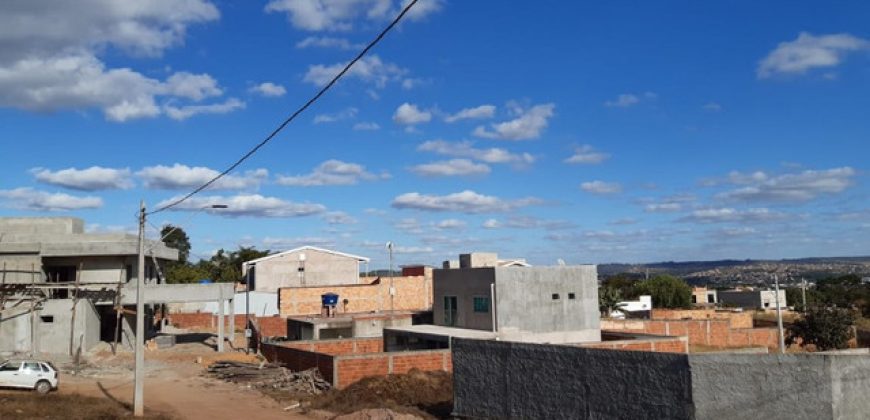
<box><xmin>160</xmin><ymin>225</ymin><xmax>270</xmax><ymax>284</ymax></box>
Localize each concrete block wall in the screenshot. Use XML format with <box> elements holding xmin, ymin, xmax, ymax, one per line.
<box><xmin>452</xmin><ymin>338</ymin><xmax>870</xmax><ymax>419</ymax></box>
<box><xmin>452</xmin><ymin>338</ymin><xmax>694</xmax><ymax>419</ymax></box>
<box><xmin>602</xmin><ymin>318</ymin><xmax>779</xmax><ymax>350</ymax></box>
<box><xmin>278</xmin><ymin>275</ymin><xmax>431</xmax><ymax>316</ymax></box>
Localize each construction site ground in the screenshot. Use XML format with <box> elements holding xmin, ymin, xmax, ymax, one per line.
<box><xmin>1</xmin><ymin>329</ymin><xmax>452</xmax><ymax>419</ymax></box>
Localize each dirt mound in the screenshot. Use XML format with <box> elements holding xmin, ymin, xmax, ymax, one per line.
<box><xmin>0</xmin><ymin>392</ymin><xmax>170</xmax><ymax>420</ymax></box>
<box><xmin>333</xmin><ymin>408</ymin><xmax>422</xmax><ymax>420</ymax></box>
<box><xmin>310</xmin><ymin>369</ymin><xmax>452</xmax><ymax>419</ymax></box>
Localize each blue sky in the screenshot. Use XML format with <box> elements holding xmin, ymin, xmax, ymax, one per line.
<box><xmin>1</xmin><ymin>1</ymin><xmax>869</xmax><ymax>267</ymax></box>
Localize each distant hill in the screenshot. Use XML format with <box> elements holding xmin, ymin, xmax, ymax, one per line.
<box><xmin>599</xmin><ymin>256</ymin><xmax>870</xmax><ymax>287</ymax></box>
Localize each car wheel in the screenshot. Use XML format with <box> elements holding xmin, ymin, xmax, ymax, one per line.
<box><xmin>35</xmin><ymin>380</ymin><xmax>52</xmax><ymax>394</ymax></box>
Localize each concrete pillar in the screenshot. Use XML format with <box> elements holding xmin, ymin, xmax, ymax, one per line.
<box><xmin>228</xmin><ymin>298</ymin><xmax>235</xmax><ymax>342</ymax></box>
<box><xmin>217</xmin><ymin>290</ymin><xmax>225</xmax><ymax>352</ymax></box>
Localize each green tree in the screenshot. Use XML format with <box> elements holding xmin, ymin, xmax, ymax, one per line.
<box><xmin>208</xmin><ymin>246</ymin><xmax>270</xmax><ymax>283</ymax></box>
<box><xmin>165</xmin><ymin>263</ymin><xmax>212</xmax><ymax>284</ymax></box>
<box><xmin>160</xmin><ymin>225</ymin><xmax>191</xmax><ymax>263</ymax></box>
<box><xmin>786</xmin><ymin>307</ymin><xmax>855</xmax><ymax>351</ymax></box>
<box><xmin>634</xmin><ymin>274</ymin><xmax>692</xmax><ymax>309</ymax></box>
<box><xmin>598</xmin><ymin>286</ymin><xmax>625</xmax><ymax>317</ymax></box>
<box><xmin>602</xmin><ymin>273</ymin><xmax>640</xmax><ymax>300</ymax></box>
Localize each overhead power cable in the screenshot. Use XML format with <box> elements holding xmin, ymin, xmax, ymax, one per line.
<box><xmin>148</xmin><ymin>0</ymin><xmax>420</xmax><ymax>216</ymax></box>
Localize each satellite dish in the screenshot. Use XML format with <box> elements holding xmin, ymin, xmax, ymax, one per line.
<box><xmin>557</xmin><ymin>258</ymin><xmax>566</xmax><ymax>266</ymax></box>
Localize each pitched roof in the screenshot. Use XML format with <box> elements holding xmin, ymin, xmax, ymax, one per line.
<box><xmin>242</xmin><ymin>245</ymin><xmax>370</xmax><ymax>266</ymax></box>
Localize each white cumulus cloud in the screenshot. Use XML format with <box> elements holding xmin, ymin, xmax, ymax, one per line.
<box><xmin>156</xmin><ymin>194</ymin><xmax>325</xmax><ymax>218</ymax></box>
<box><xmin>444</xmin><ymin>105</ymin><xmax>496</xmax><ymax>123</ymax></box>
<box><xmin>249</xmin><ymin>82</ymin><xmax>287</xmax><ymax>97</ymax></box>
<box><xmin>473</xmin><ymin>103</ymin><xmax>555</xmax><ymax>140</ymax></box>
<box><xmin>417</xmin><ymin>140</ymin><xmax>535</xmax><ymax>166</ymax></box>
<box><xmin>163</xmin><ymin>98</ymin><xmax>245</xmax><ymax>121</ymax></box>
<box><xmin>303</xmin><ymin>55</ymin><xmax>407</xmax><ymax>88</ymax></box>
<box><xmin>680</xmin><ymin>208</ymin><xmax>789</xmax><ymax>224</ymax></box>
<box><xmin>0</xmin><ymin>188</ymin><xmax>102</xmax><ymax>211</ymax></box>
<box><xmin>276</xmin><ymin>160</ymin><xmax>386</xmax><ymax>186</ymax></box>
<box><xmin>716</xmin><ymin>167</ymin><xmax>855</xmax><ymax>202</ymax></box>
<box><xmin>392</xmin><ymin>102</ymin><xmax>431</xmax><ymax>125</ymax></box>
<box><xmin>265</xmin><ymin>0</ymin><xmax>443</xmax><ymax>31</ymax></box>
<box><xmin>410</xmin><ymin>159</ymin><xmax>491</xmax><ymax>177</ymax></box>
<box><xmin>137</xmin><ymin>164</ymin><xmax>267</xmax><ymax>190</ymax></box>
<box><xmin>564</xmin><ymin>145</ymin><xmax>610</xmax><ymax>164</ymax></box>
<box><xmin>391</xmin><ymin>190</ymin><xmax>542</xmax><ymax>213</ymax></box>
<box><xmin>757</xmin><ymin>32</ymin><xmax>870</xmax><ymax>78</ymax></box>
<box><xmin>580</xmin><ymin>181</ymin><xmax>622</xmax><ymax>195</ymax></box>
<box><xmin>31</xmin><ymin>166</ymin><xmax>133</xmax><ymax>191</ymax></box>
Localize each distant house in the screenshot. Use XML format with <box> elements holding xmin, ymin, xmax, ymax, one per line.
<box><xmin>718</xmin><ymin>289</ymin><xmax>786</xmax><ymax>310</ymax></box>
<box><xmin>610</xmin><ymin>295</ymin><xmax>652</xmax><ymax>319</ymax></box>
<box><xmin>242</xmin><ymin>246</ymin><xmax>370</xmax><ymax>292</ymax></box>
<box><xmin>691</xmin><ymin>287</ymin><xmax>718</xmax><ymax>306</ymax></box>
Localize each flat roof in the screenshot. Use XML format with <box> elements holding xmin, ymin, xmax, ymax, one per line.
<box><xmin>385</xmin><ymin>324</ymin><xmax>499</xmax><ymax>340</ymax></box>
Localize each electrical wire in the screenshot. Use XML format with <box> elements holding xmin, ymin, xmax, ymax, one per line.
<box><xmin>148</xmin><ymin>0</ymin><xmax>420</xmax><ymax>216</ymax></box>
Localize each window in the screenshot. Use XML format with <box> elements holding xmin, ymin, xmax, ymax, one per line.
<box><xmin>473</xmin><ymin>296</ymin><xmax>490</xmax><ymax>313</ymax></box>
<box><xmin>1</xmin><ymin>362</ymin><xmax>21</xmax><ymax>372</ymax></box>
<box><xmin>41</xmin><ymin>316</ymin><xmax>54</xmax><ymax>323</ymax></box>
<box><xmin>691</xmin><ymin>295</ymin><xmax>698</xmax><ymax>303</ymax></box>
<box><xmin>552</xmin><ymin>293</ymin><xmax>560</xmax><ymax>300</ymax></box>
<box><xmin>23</xmin><ymin>362</ymin><xmax>40</xmax><ymax>372</ymax></box>
<box><xmin>40</xmin><ymin>364</ymin><xmax>50</xmax><ymax>373</ymax></box>
<box><xmin>443</xmin><ymin>296</ymin><xmax>458</xmax><ymax>326</ymax></box>
<box><xmin>568</xmin><ymin>293</ymin><xmax>576</xmax><ymax>300</ymax></box>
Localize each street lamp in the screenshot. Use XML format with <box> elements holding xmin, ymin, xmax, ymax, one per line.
<box><xmin>134</xmin><ymin>202</ymin><xmax>226</xmax><ymax>417</ymax></box>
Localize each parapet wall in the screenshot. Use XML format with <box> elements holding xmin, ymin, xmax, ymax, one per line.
<box><xmin>452</xmin><ymin>338</ymin><xmax>870</xmax><ymax>419</ymax></box>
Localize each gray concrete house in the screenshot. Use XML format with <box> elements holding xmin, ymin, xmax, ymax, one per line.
<box><xmin>242</xmin><ymin>246</ymin><xmax>370</xmax><ymax>292</ymax></box>
<box><xmin>1</xmin><ymin>217</ymin><xmax>234</xmax><ymax>355</ymax></box>
<box><xmin>385</xmin><ymin>252</ymin><xmax>600</xmax><ymax>349</ymax></box>
<box><xmin>718</xmin><ymin>289</ymin><xmax>787</xmax><ymax>310</ymax></box>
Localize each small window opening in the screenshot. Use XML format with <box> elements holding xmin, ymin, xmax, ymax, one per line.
<box><xmin>552</xmin><ymin>293</ymin><xmax>560</xmax><ymax>300</ymax></box>
<box><xmin>568</xmin><ymin>293</ymin><xmax>576</xmax><ymax>300</ymax></box>
<box><xmin>40</xmin><ymin>316</ymin><xmax>54</xmax><ymax>323</ymax></box>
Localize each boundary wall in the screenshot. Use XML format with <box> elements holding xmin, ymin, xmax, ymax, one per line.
<box><xmin>260</xmin><ymin>337</ymin><xmax>451</xmax><ymax>389</ymax></box>
<box><xmin>165</xmin><ymin>313</ymin><xmax>287</xmax><ymax>337</ymax></box>
<box><xmin>452</xmin><ymin>338</ymin><xmax>870</xmax><ymax>419</ymax></box>
<box><xmin>602</xmin><ymin>318</ymin><xmax>779</xmax><ymax>350</ymax></box>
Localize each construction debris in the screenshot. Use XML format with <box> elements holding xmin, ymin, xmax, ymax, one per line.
<box><xmin>207</xmin><ymin>360</ymin><xmax>331</xmax><ymax>395</ymax></box>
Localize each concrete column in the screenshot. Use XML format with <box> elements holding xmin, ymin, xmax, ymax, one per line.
<box><xmin>217</xmin><ymin>288</ymin><xmax>225</xmax><ymax>352</ymax></box>
<box><xmin>228</xmin><ymin>298</ymin><xmax>235</xmax><ymax>342</ymax></box>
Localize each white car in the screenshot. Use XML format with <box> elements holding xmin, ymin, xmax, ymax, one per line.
<box><xmin>0</xmin><ymin>359</ymin><xmax>59</xmax><ymax>394</ymax></box>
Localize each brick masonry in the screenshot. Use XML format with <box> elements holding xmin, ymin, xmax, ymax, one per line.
<box><xmin>278</xmin><ymin>275</ymin><xmax>433</xmax><ymax>317</ymax></box>
<box><xmin>166</xmin><ymin>313</ymin><xmax>288</xmax><ymax>337</ymax></box>
<box><xmin>582</xmin><ymin>334</ymin><xmax>689</xmax><ymax>353</ymax></box>
<box><xmin>602</xmin><ymin>318</ymin><xmax>780</xmax><ymax>350</ymax></box>
<box><xmin>260</xmin><ymin>337</ymin><xmax>451</xmax><ymax>389</ymax></box>
<box><xmin>651</xmin><ymin>308</ymin><xmax>754</xmax><ymax>329</ymax></box>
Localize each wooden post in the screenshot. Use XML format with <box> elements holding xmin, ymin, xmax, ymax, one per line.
<box><xmin>69</xmin><ymin>262</ymin><xmax>83</xmax><ymax>357</ymax></box>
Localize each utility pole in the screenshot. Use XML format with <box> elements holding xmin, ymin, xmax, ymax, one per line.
<box><xmin>386</xmin><ymin>242</ymin><xmax>394</xmax><ymax>313</ymax></box>
<box><xmin>134</xmin><ymin>200</ymin><xmax>146</xmax><ymax>416</ymax></box>
<box><xmin>773</xmin><ymin>274</ymin><xmax>785</xmax><ymax>354</ymax></box>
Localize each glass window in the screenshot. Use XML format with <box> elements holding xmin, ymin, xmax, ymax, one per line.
<box><xmin>40</xmin><ymin>364</ymin><xmax>50</xmax><ymax>373</ymax></box>
<box><xmin>23</xmin><ymin>362</ymin><xmax>40</xmax><ymax>372</ymax></box>
<box><xmin>473</xmin><ymin>297</ymin><xmax>490</xmax><ymax>313</ymax></box>
<box><xmin>1</xmin><ymin>362</ymin><xmax>21</xmax><ymax>371</ymax></box>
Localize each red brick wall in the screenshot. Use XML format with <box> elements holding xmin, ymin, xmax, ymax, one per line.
<box><xmin>260</xmin><ymin>338</ymin><xmax>450</xmax><ymax>389</ymax></box>
<box><xmin>260</xmin><ymin>341</ymin><xmax>335</xmax><ymax>383</ymax></box>
<box><xmin>333</xmin><ymin>350</ymin><xmax>451</xmax><ymax>389</ymax></box>
<box><xmin>602</xmin><ymin>319</ymin><xmax>780</xmax><ymax>350</ymax></box>
<box><xmin>580</xmin><ymin>335</ymin><xmax>689</xmax><ymax>353</ymax></box>
<box><xmin>165</xmin><ymin>313</ymin><xmax>287</xmax><ymax>337</ymax></box>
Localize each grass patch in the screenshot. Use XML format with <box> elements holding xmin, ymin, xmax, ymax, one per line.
<box><xmin>0</xmin><ymin>392</ymin><xmax>171</xmax><ymax>420</ymax></box>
